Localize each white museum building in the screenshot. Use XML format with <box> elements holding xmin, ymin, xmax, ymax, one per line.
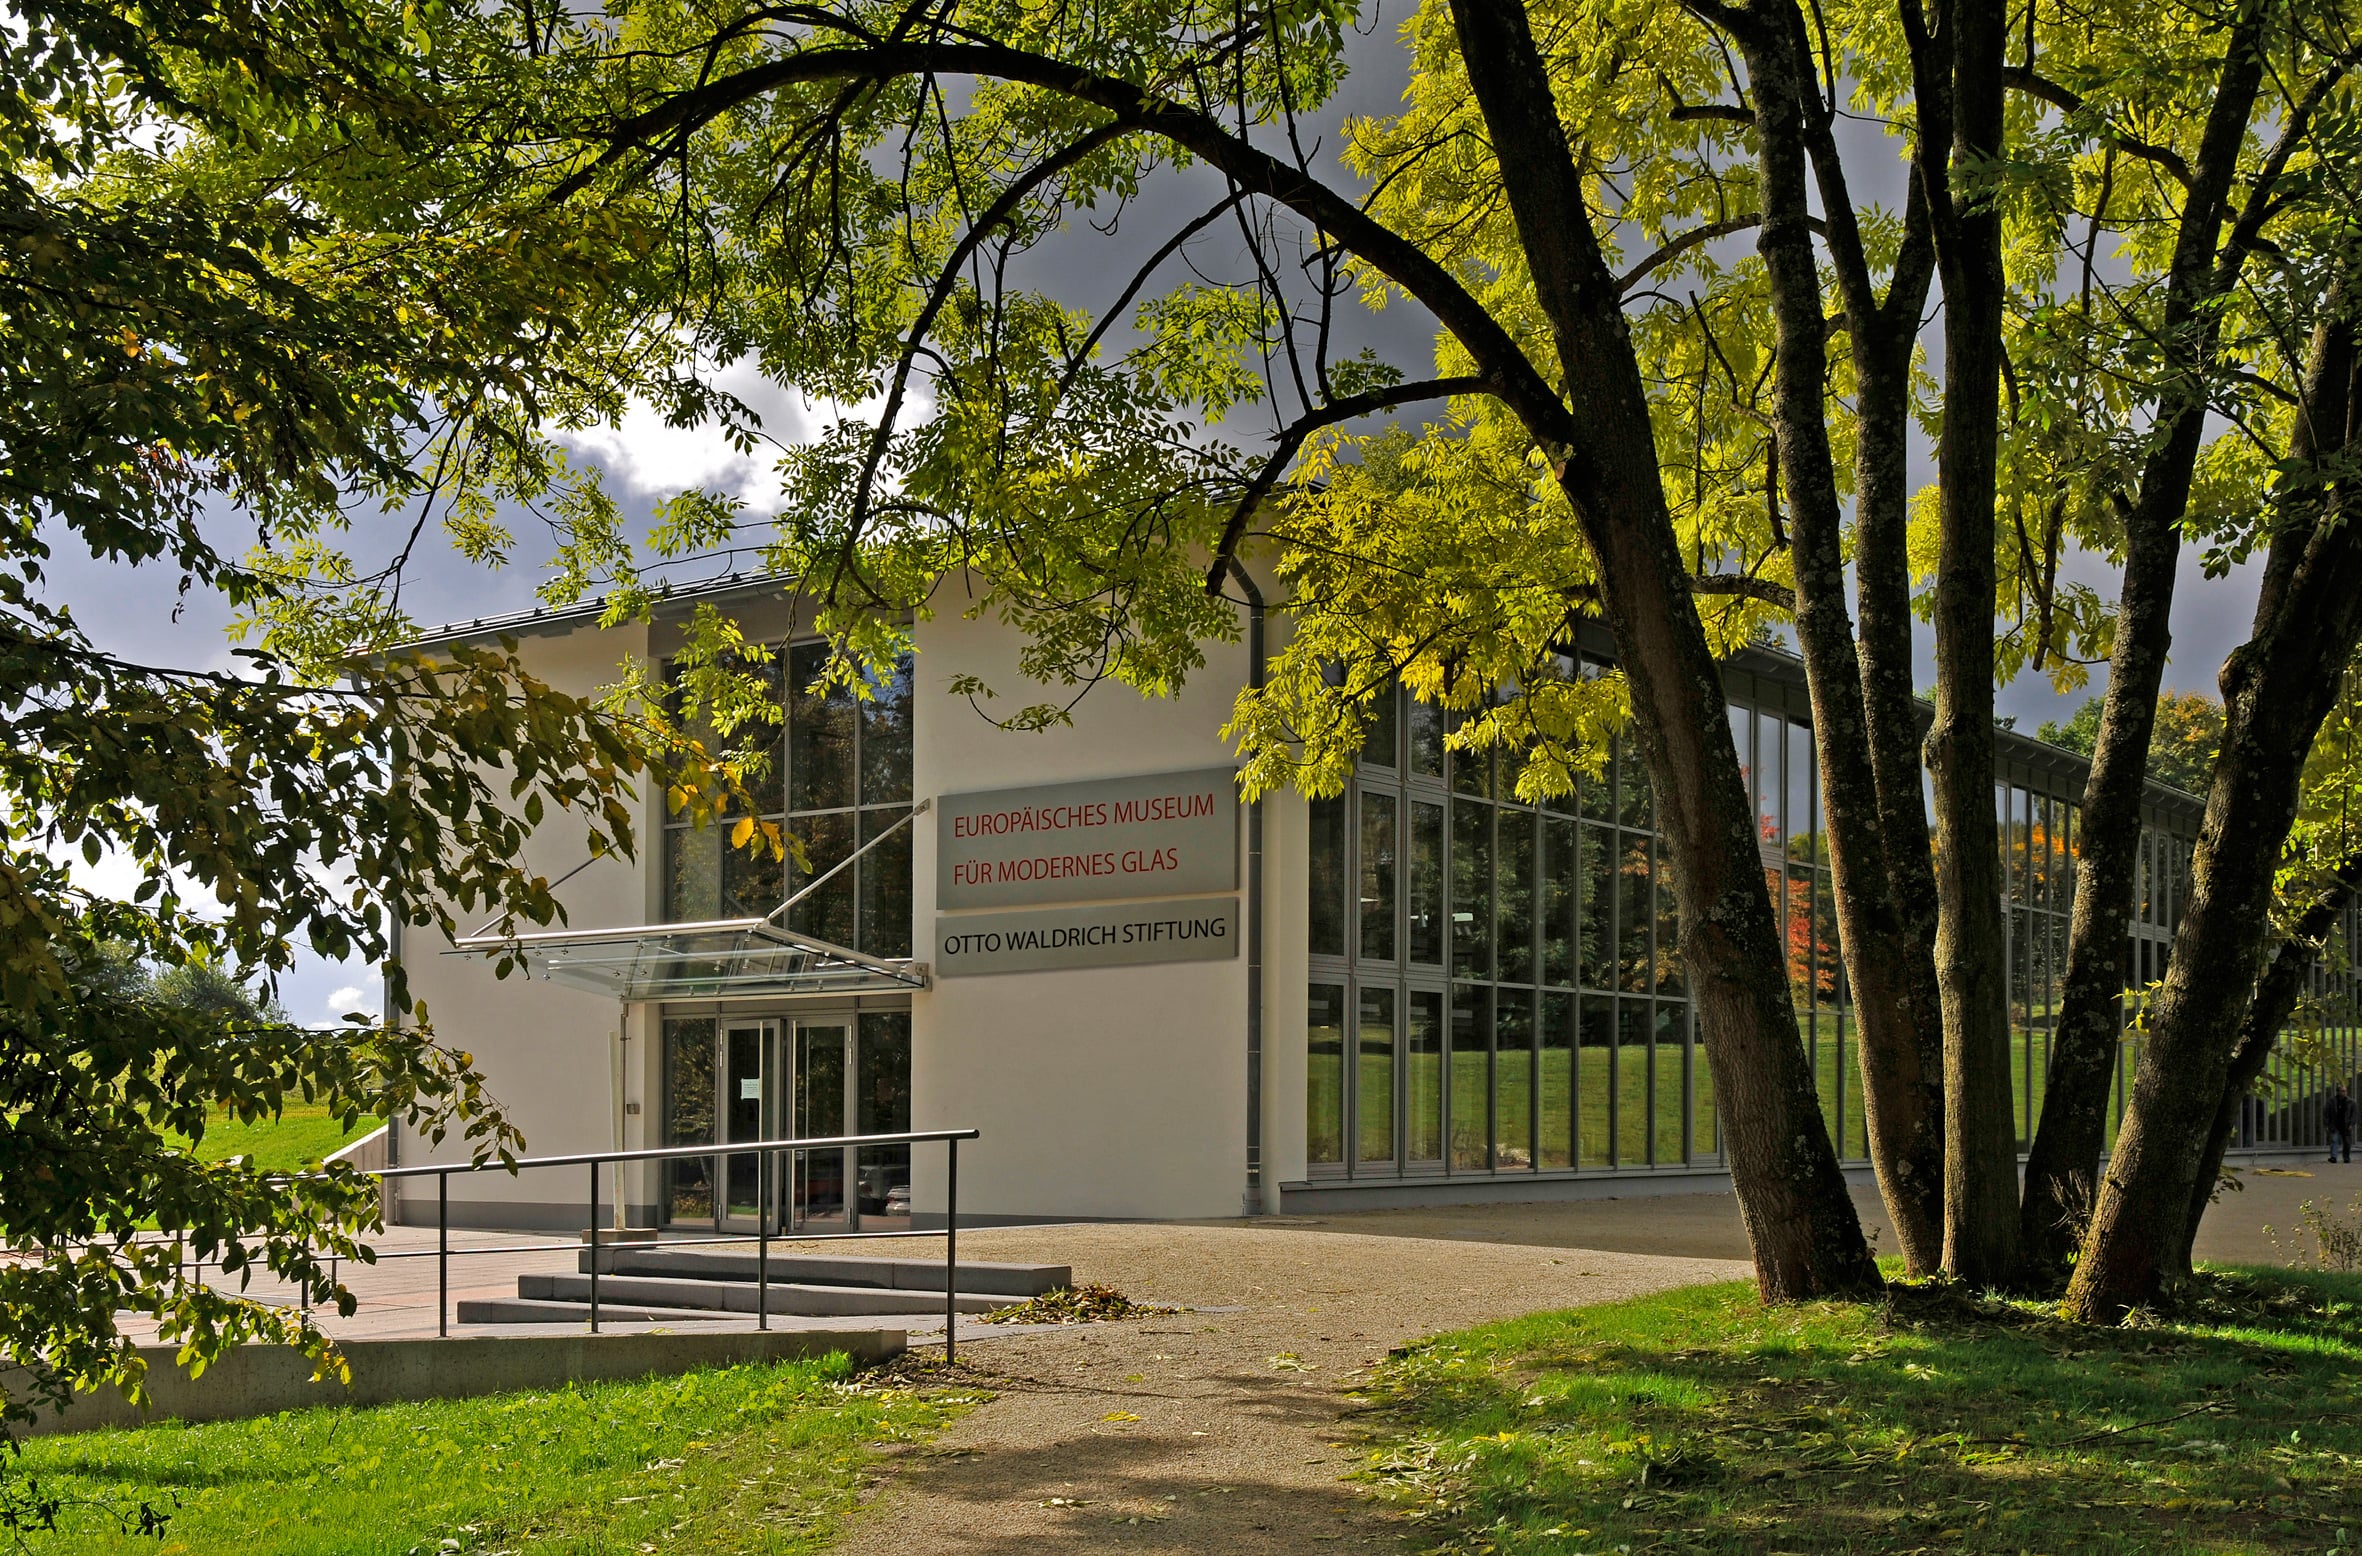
<box><xmin>385</xmin><ymin>574</ymin><xmax>2358</xmax><ymax>1236</ymax></box>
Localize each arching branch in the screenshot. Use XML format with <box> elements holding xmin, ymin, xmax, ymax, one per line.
<box><xmin>1202</xmin><ymin>376</ymin><xmax>1488</xmax><ymax>593</ymax></box>
<box><xmin>1617</xmin><ymin>214</ymin><xmax>1762</xmax><ymax>292</ymax></box>
<box><xmin>550</xmin><ymin>37</ymin><xmax>1574</xmax><ymax>446</ymax></box>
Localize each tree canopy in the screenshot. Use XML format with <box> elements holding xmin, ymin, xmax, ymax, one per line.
<box><xmin>14</xmin><ymin>0</ymin><xmax>2362</xmax><ymax>1355</ymax></box>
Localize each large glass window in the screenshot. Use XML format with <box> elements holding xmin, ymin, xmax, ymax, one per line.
<box><xmin>663</xmin><ymin>642</ymin><xmax>916</xmax><ymax>957</ymax></box>
<box><xmin>1302</xmin><ymin>668</ymin><xmax>2229</xmax><ymax>1186</ymax></box>
<box><xmin>1307</xmin><ymin>983</ymin><xmax>1346</xmax><ymax>1168</ymax></box>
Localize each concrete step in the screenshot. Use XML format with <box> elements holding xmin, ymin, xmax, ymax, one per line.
<box><xmin>454</xmin><ymin>1297</ymin><xmax>742</xmax><ymax>1325</ymax></box>
<box><xmin>578</xmin><ymin>1246</ymin><xmax>1068</xmax><ymax>1298</ymax></box>
<box><xmin>521</xmin><ymin>1272</ymin><xmax>1018</xmax><ymax>1317</ymax></box>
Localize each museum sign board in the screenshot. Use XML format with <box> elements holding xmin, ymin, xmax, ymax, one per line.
<box><xmin>936</xmin><ymin>766</ymin><xmax>1239</xmax><ymax>910</ymax></box>
<box><xmin>933</xmin><ymin>767</ymin><xmax>1241</xmax><ymax>975</ymax></box>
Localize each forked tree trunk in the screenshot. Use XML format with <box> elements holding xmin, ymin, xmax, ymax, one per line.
<box><xmin>2020</xmin><ymin>20</ymin><xmax>2267</xmax><ymax>1273</ymax></box>
<box><xmin>2174</xmin><ymin>855</ymin><xmax>2362</xmax><ymax>1276</ymax></box>
<box><xmin>1911</xmin><ymin>0</ymin><xmax>2023</xmax><ymax>1288</ymax></box>
<box><xmin>1446</xmin><ymin>0</ymin><xmax>1879</xmax><ymax>1300</ymax></box>
<box><xmin>2069</xmin><ymin>299</ymin><xmax>2362</xmax><ymax>1321</ymax></box>
<box><xmin>1736</xmin><ymin>1</ymin><xmax>1945</xmax><ymax>1276</ymax></box>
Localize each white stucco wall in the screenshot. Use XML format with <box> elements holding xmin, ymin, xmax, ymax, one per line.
<box><xmin>390</xmin><ymin>571</ymin><xmax>1297</xmax><ymax>1230</ymax></box>
<box><xmin>905</xmin><ymin>601</ymin><xmax>1257</xmax><ymax>1222</ymax></box>
<box><xmin>391</xmin><ymin>619</ymin><xmax>662</xmax><ymax>1228</ymax></box>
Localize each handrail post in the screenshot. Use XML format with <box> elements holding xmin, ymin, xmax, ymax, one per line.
<box><xmin>944</xmin><ymin>1137</ymin><xmax>958</xmax><ymax>1365</ymax></box>
<box><xmin>588</xmin><ymin>1159</ymin><xmax>601</xmax><ymax>1335</ymax></box>
<box><xmin>437</xmin><ymin>1173</ymin><xmax>449</xmax><ymax>1339</ymax></box>
<box><xmin>757</xmin><ymin>1147</ymin><xmax>770</xmax><ymax>1331</ymax></box>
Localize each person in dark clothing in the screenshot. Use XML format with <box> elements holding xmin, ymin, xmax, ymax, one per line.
<box><xmin>2329</xmin><ymin>1084</ymin><xmax>2357</xmax><ymax>1164</ymax></box>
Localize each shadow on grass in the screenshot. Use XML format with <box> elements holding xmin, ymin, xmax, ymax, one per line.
<box><xmin>1355</xmin><ymin>1265</ymin><xmax>2362</xmax><ymax>1554</ymax></box>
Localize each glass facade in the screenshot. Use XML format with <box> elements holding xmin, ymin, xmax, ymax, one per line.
<box><xmin>1307</xmin><ymin>661</ymin><xmax>1705</xmax><ymax>1179</ymax></box>
<box><xmin>663</xmin><ymin>641</ymin><xmax>915</xmax><ymax>955</ymax></box>
<box><xmin>1304</xmin><ymin>654</ymin><xmax>2350</xmax><ymax>1183</ymax></box>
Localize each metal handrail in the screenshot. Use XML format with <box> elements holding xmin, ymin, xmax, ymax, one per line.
<box><xmin>372</xmin><ymin>1128</ymin><xmax>978</xmax><ymax>1179</ymax></box>
<box><xmin>159</xmin><ymin>1128</ymin><xmax>981</xmax><ymax>1360</ymax></box>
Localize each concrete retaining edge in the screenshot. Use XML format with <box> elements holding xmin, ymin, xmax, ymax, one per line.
<box><xmin>9</xmin><ymin>1327</ymin><xmax>904</xmax><ymax>1438</ymax></box>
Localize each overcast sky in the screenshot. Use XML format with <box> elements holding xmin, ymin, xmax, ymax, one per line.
<box><xmin>36</xmin><ymin>5</ymin><xmax>2268</xmax><ymax>1020</ymax></box>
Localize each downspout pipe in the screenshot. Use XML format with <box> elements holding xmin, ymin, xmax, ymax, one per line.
<box><xmin>1230</xmin><ymin>559</ymin><xmax>1267</xmax><ymax>1216</ymax></box>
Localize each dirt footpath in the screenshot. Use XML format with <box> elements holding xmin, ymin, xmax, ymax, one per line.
<box><xmin>822</xmin><ymin>1223</ymin><xmax>1746</xmax><ymax>1554</ymax></box>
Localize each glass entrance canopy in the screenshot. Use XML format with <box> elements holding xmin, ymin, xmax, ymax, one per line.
<box><xmin>447</xmin><ymin>918</ymin><xmax>928</xmax><ymax>1001</ymax></box>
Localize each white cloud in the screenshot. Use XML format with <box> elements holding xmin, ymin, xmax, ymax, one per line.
<box><xmin>325</xmin><ymin>983</ymin><xmax>380</xmax><ymax>1020</ymax></box>
<box><xmin>558</xmin><ymin>357</ymin><xmax>912</xmax><ymax>508</ymax></box>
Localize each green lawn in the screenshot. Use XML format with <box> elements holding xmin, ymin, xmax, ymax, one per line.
<box><xmin>174</xmin><ymin>1103</ymin><xmax>373</xmax><ymax>1174</ymax></box>
<box><xmin>1355</xmin><ymin>1267</ymin><xmax>2362</xmax><ymax>1553</ymax></box>
<box><xmin>8</xmin><ymin>1355</ymin><xmax>974</xmax><ymax>1555</ymax></box>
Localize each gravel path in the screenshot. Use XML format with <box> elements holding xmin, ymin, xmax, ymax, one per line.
<box><xmin>813</xmin><ymin>1222</ymin><xmax>1749</xmax><ymax>1554</ymax></box>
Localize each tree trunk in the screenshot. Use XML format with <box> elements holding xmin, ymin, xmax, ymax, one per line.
<box><xmin>2174</xmin><ymin>853</ymin><xmax>2362</xmax><ymax>1275</ymax></box>
<box><xmin>1912</xmin><ymin>0</ymin><xmax>2022</xmax><ymax>1288</ymax></box>
<box><xmin>1446</xmin><ymin>0</ymin><xmax>1879</xmax><ymax>1301</ymax></box>
<box><xmin>2068</xmin><ymin>297</ymin><xmax>2362</xmax><ymax>1321</ymax></box>
<box><xmin>2019</xmin><ymin>18</ymin><xmax>2267</xmax><ymax>1273</ymax></box>
<box><xmin>1737</xmin><ymin>1</ymin><xmax>1945</xmax><ymax>1276</ymax></box>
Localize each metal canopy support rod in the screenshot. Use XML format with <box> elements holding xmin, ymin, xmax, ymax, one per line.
<box><xmin>765</xmin><ymin>799</ymin><xmax>930</xmax><ymax>927</ymax></box>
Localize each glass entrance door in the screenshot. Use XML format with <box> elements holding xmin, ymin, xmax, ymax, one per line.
<box><xmin>720</xmin><ymin>1019</ymin><xmax>775</xmax><ymax>1229</ymax></box>
<box><xmin>791</xmin><ymin>1021</ymin><xmax>851</xmax><ymax>1230</ymax></box>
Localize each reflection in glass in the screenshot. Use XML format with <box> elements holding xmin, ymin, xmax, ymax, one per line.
<box><xmin>1408</xmin><ymin>802</ymin><xmax>1444</xmax><ymax>964</ymax></box>
<box><xmin>1309</xmin><ymin>797</ymin><xmax>1347</xmax><ymax>957</ymax></box>
<box><xmin>667</xmin><ymin>825</ymin><xmax>722</xmax><ymax>923</ymax></box>
<box><xmin>859</xmin><ymin>809</ymin><xmax>914</xmax><ymax>958</ymax></box>
<box><xmin>1450</xmin><ymin>984</ymin><xmax>1491</xmax><ymax>1171</ymax></box>
<box><xmin>724</xmin><ymin>1023</ymin><xmax>764</xmax><ymax>1220</ymax></box>
<box><xmin>1361</xmin><ymin>683</ymin><xmax>1399</xmax><ymax>768</ymax></box>
<box><xmin>1497</xmin><ymin>809</ymin><xmax>1534</xmax><ymax>985</ymax></box>
<box><xmin>1581</xmin><ymin>825</ymin><xmax>1614</xmax><ymax>989</ymax></box>
<box><xmin>793</xmin><ymin>1024</ymin><xmax>848</xmax><ymax>1223</ymax></box>
<box><xmin>1452</xmin><ymin>801</ymin><xmax>1491</xmax><ymax>979</ymax></box>
<box><xmin>859</xmin><ymin>656</ymin><xmax>915</xmax><ymax>804</ymax></box>
<box><xmin>1357</xmin><ymin>986</ymin><xmax>1396</xmax><ymax>1169</ymax></box>
<box><xmin>1617</xmin><ymin>1000</ymin><xmax>1651</xmax><ymax>1165</ymax></box>
<box><xmin>1408</xmin><ymin>698</ymin><xmax>1446</xmax><ymax>777</ymax></box>
<box><xmin>788</xmin><ymin>642</ymin><xmax>857</xmax><ymax>812</ymax></box>
<box><xmin>664</xmin><ymin>1018</ymin><xmax>717</xmax><ymax>1222</ymax></box>
<box><xmin>1655</xmin><ymin>1002</ymin><xmax>1687</xmax><ymax>1163</ymax></box>
<box><xmin>1540</xmin><ymin>991</ymin><xmax>1574</xmax><ymax>1169</ymax></box>
<box><xmin>856</xmin><ymin>1012</ymin><xmax>912</xmax><ymax>1222</ymax></box>
<box><xmin>722</xmin><ymin>831</ymin><xmax>784</xmax><ymax>920</ymax></box>
<box><xmin>1618</xmin><ymin>833</ymin><xmax>1652</xmax><ymax>993</ymax></box>
<box><xmin>1654</xmin><ymin>844</ymin><xmax>1683</xmax><ymax>995</ymax></box>
<box><xmin>1617</xmin><ymin>742</ymin><xmax>1652</xmax><ymax>828</ymax></box>
<box><xmin>1360</xmin><ymin>792</ymin><xmax>1398</xmax><ymax>962</ymax></box>
<box><xmin>1407</xmin><ymin>990</ymin><xmax>1444</xmax><ymax>1164</ymax></box>
<box><xmin>787</xmin><ymin>812</ymin><xmax>856</xmax><ymax>948</ymax></box>
<box><xmin>1579</xmin><ymin>996</ymin><xmax>1613</xmax><ymax>1166</ymax></box>
<box><xmin>1541</xmin><ymin>817</ymin><xmax>1577</xmax><ymax>987</ymax></box>
<box><xmin>1494</xmin><ymin>992</ymin><xmax>1533</xmax><ymax>1170</ymax></box>
<box><xmin>1307</xmin><ymin>984</ymin><xmax>1346</xmax><ymax>1166</ymax></box>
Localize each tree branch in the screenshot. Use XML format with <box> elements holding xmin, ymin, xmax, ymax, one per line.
<box><xmin>1691</xmin><ymin>573</ymin><xmax>1795</xmax><ymax>609</ymax></box>
<box><xmin>1201</xmin><ymin>376</ymin><xmax>1487</xmax><ymax>592</ymax></box>
<box><xmin>1618</xmin><ymin>214</ymin><xmax>1764</xmax><ymax>292</ymax></box>
<box><xmin>550</xmin><ymin>37</ymin><xmax>1574</xmax><ymax>446</ymax></box>
<box><xmin>2001</xmin><ymin>65</ymin><xmax>2192</xmax><ymax>187</ymax></box>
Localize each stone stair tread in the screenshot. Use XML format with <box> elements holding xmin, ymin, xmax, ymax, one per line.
<box><xmin>455</xmin><ymin>1297</ymin><xmax>931</xmax><ymax>1331</ymax></box>
<box><xmin>577</xmin><ymin>1246</ymin><xmax>1068</xmax><ymax>1297</ymax></box>
<box><xmin>521</xmin><ymin>1272</ymin><xmax>1016</xmax><ymax>1316</ymax></box>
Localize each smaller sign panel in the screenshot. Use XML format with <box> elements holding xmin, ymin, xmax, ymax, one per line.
<box><xmin>937</xmin><ymin>766</ymin><xmax>1240</xmax><ymax>909</ymax></box>
<box><xmin>935</xmin><ymin>897</ymin><xmax>1240</xmax><ymax>978</ymax></box>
